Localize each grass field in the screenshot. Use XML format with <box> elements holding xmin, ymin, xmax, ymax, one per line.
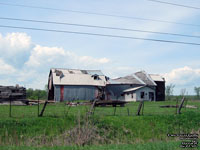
<box><xmin>0</xmin><ymin>100</ymin><xmax>199</xmax><ymax>149</ymax></box>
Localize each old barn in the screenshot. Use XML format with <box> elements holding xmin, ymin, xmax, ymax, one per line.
<box><xmin>48</xmin><ymin>68</ymin><xmax>165</xmax><ymax>102</ymax></box>
<box><xmin>106</xmin><ymin>71</ymin><xmax>161</xmax><ymax>102</ymax></box>
<box><xmin>48</xmin><ymin>69</ymin><xmax>107</xmax><ymax>101</ymax></box>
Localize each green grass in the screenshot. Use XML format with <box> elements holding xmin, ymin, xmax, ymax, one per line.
<box><xmin>0</xmin><ymin>100</ymin><xmax>199</xmax><ymax>149</ymax></box>
<box><xmin>0</xmin><ymin>141</ymin><xmax>190</xmax><ymax>150</ymax></box>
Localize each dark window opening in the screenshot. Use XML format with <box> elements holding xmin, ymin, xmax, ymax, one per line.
<box><xmin>131</xmin><ymin>94</ymin><xmax>133</xmax><ymax>98</ymax></box>
<box><xmin>140</xmin><ymin>92</ymin><xmax>144</xmax><ymax>99</ymax></box>
<box><xmin>92</xmin><ymin>74</ymin><xmax>100</xmax><ymax>80</ymax></box>
<box><xmin>94</xmin><ymin>76</ymin><xmax>99</xmax><ymax>80</ymax></box>
<box><xmin>149</xmin><ymin>92</ymin><xmax>154</xmax><ymax>101</ymax></box>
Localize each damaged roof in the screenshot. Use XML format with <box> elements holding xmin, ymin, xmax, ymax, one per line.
<box><xmin>50</xmin><ymin>68</ymin><xmax>106</xmax><ymax>86</ymax></box>
<box><xmin>134</xmin><ymin>71</ymin><xmax>157</xmax><ymax>86</ymax></box>
<box><xmin>108</xmin><ymin>74</ymin><xmax>146</xmax><ymax>85</ymax></box>
<box><xmin>49</xmin><ymin>68</ymin><xmax>165</xmax><ymax>87</ymax></box>
<box><xmin>123</xmin><ymin>86</ymin><xmax>145</xmax><ymax>93</ymax></box>
<box><xmin>149</xmin><ymin>74</ymin><xmax>165</xmax><ymax>82</ymax></box>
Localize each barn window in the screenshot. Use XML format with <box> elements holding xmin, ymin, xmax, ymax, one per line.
<box><xmin>140</xmin><ymin>92</ymin><xmax>144</xmax><ymax>99</ymax></box>
<box><xmin>131</xmin><ymin>94</ymin><xmax>133</xmax><ymax>98</ymax></box>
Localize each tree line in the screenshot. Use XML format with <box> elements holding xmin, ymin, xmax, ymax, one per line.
<box><xmin>165</xmin><ymin>84</ymin><xmax>200</xmax><ymax>100</ymax></box>
<box><xmin>26</xmin><ymin>85</ymin><xmax>48</xmax><ymax>100</ymax></box>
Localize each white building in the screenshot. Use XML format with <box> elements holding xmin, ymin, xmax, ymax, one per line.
<box><xmin>123</xmin><ymin>86</ymin><xmax>155</xmax><ymax>102</ymax></box>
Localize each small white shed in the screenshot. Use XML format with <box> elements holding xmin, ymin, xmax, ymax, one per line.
<box><xmin>123</xmin><ymin>86</ymin><xmax>155</xmax><ymax>102</ymax></box>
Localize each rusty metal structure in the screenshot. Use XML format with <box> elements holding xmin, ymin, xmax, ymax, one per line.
<box><xmin>0</xmin><ymin>85</ymin><xmax>28</xmax><ymax>104</ymax></box>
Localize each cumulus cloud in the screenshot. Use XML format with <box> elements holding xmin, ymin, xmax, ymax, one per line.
<box><xmin>0</xmin><ymin>59</ymin><xmax>16</xmax><ymax>75</ymax></box>
<box><xmin>164</xmin><ymin>66</ymin><xmax>200</xmax><ymax>86</ymax></box>
<box><xmin>0</xmin><ymin>32</ymin><xmax>33</xmax><ymax>68</ymax></box>
<box><xmin>0</xmin><ymin>32</ymin><xmax>111</xmax><ymax>89</ymax></box>
<box><xmin>0</xmin><ymin>32</ymin><xmax>32</xmax><ymax>53</ymax></box>
<box><xmin>25</xmin><ymin>45</ymin><xmax>110</xmax><ymax>70</ymax></box>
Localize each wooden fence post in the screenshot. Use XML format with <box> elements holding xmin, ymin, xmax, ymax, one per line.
<box><xmin>89</xmin><ymin>99</ymin><xmax>97</xmax><ymax>115</ymax></box>
<box><xmin>127</xmin><ymin>108</ymin><xmax>130</xmax><ymax>116</ymax></box>
<box><xmin>38</xmin><ymin>96</ymin><xmax>40</xmax><ymax>117</ymax></box>
<box><xmin>137</xmin><ymin>101</ymin><xmax>144</xmax><ymax>116</ymax></box>
<box><xmin>142</xmin><ymin>100</ymin><xmax>144</xmax><ymax>115</ymax></box>
<box><xmin>9</xmin><ymin>95</ymin><xmax>12</xmax><ymax>117</ymax></box>
<box><xmin>113</xmin><ymin>106</ymin><xmax>117</xmax><ymax>116</ymax></box>
<box><xmin>177</xmin><ymin>97</ymin><xmax>185</xmax><ymax>114</ymax></box>
<box><xmin>39</xmin><ymin>101</ymin><xmax>48</xmax><ymax>117</ymax></box>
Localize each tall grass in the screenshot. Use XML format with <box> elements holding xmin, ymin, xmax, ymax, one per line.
<box><xmin>0</xmin><ymin>100</ymin><xmax>199</xmax><ymax>148</ymax></box>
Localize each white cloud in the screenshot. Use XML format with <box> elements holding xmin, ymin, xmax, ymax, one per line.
<box><xmin>0</xmin><ymin>32</ymin><xmax>111</xmax><ymax>89</ymax></box>
<box><xmin>25</xmin><ymin>45</ymin><xmax>110</xmax><ymax>69</ymax></box>
<box><xmin>0</xmin><ymin>32</ymin><xmax>32</xmax><ymax>52</ymax></box>
<box><xmin>0</xmin><ymin>32</ymin><xmax>33</xmax><ymax>68</ymax></box>
<box><xmin>164</xmin><ymin>66</ymin><xmax>200</xmax><ymax>86</ymax></box>
<box><xmin>79</xmin><ymin>56</ymin><xmax>110</xmax><ymax>64</ymax></box>
<box><xmin>0</xmin><ymin>59</ymin><xmax>16</xmax><ymax>75</ymax></box>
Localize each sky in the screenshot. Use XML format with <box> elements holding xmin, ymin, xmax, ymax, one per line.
<box><xmin>0</xmin><ymin>0</ymin><xmax>200</xmax><ymax>95</ymax></box>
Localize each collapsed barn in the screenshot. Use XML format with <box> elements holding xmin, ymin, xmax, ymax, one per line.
<box><xmin>48</xmin><ymin>69</ymin><xmax>165</xmax><ymax>102</ymax></box>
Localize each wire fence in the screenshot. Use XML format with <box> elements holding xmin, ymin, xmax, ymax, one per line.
<box><xmin>0</xmin><ymin>99</ymin><xmax>199</xmax><ymax>118</ymax></box>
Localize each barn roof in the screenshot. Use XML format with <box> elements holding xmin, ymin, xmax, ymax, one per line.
<box><xmin>123</xmin><ymin>85</ymin><xmax>155</xmax><ymax>93</ymax></box>
<box><xmin>123</xmin><ymin>86</ymin><xmax>145</xmax><ymax>93</ymax></box>
<box><xmin>108</xmin><ymin>74</ymin><xmax>146</xmax><ymax>85</ymax></box>
<box><xmin>50</xmin><ymin>68</ymin><xmax>106</xmax><ymax>86</ymax></box>
<box><xmin>134</xmin><ymin>71</ymin><xmax>157</xmax><ymax>86</ymax></box>
<box><xmin>149</xmin><ymin>74</ymin><xmax>165</xmax><ymax>82</ymax></box>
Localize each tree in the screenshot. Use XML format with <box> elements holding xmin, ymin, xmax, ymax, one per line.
<box><xmin>194</xmin><ymin>87</ymin><xmax>200</xmax><ymax>99</ymax></box>
<box><xmin>26</xmin><ymin>88</ymin><xmax>47</xmax><ymax>100</ymax></box>
<box><xmin>180</xmin><ymin>88</ymin><xmax>187</xmax><ymax>96</ymax></box>
<box><xmin>165</xmin><ymin>84</ymin><xmax>175</xmax><ymax>100</ymax></box>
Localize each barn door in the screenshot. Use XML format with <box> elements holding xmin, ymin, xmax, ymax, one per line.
<box><xmin>149</xmin><ymin>92</ymin><xmax>154</xmax><ymax>101</ymax></box>
<box><xmin>60</xmin><ymin>85</ymin><xmax>64</xmax><ymax>102</ymax></box>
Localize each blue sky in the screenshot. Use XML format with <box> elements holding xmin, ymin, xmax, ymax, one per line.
<box><xmin>0</xmin><ymin>0</ymin><xmax>200</xmax><ymax>95</ymax></box>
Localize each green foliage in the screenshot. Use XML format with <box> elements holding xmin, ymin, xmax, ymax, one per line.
<box><xmin>165</xmin><ymin>84</ymin><xmax>175</xmax><ymax>100</ymax></box>
<box><xmin>194</xmin><ymin>87</ymin><xmax>200</xmax><ymax>99</ymax></box>
<box><xmin>26</xmin><ymin>88</ymin><xmax>47</xmax><ymax>100</ymax></box>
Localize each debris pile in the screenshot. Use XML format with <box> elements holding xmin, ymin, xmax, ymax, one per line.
<box><xmin>0</xmin><ymin>85</ymin><xmax>28</xmax><ymax>105</ymax></box>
